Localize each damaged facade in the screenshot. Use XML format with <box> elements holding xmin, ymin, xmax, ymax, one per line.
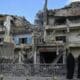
<box><xmin>0</xmin><ymin>0</ymin><xmax>80</xmax><ymax>80</ymax></box>
<box><xmin>34</xmin><ymin>1</ymin><xmax>80</xmax><ymax>64</ymax></box>
<box><xmin>0</xmin><ymin>15</ymin><xmax>33</xmax><ymax>63</ymax></box>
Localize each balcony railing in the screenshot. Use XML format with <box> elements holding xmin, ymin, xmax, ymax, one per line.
<box><xmin>45</xmin><ymin>22</ymin><xmax>80</xmax><ymax>30</ymax></box>
<box><xmin>68</xmin><ymin>41</ymin><xmax>80</xmax><ymax>47</ymax></box>
<box><xmin>70</xmin><ymin>22</ymin><xmax>80</xmax><ymax>27</ymax></box>
<box><xmin>45</xmin><ymin>25</ymin><xmax>66</xmax><ymax>30</ymax></box>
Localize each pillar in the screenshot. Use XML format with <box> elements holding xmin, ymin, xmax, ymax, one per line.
<box><xmin>33</xmin><ymin>48</ymin><xmax>37</xmax><ymax>64</ymax></box>
<box><xmin>19</xmin><ymin>51</ymin><xmax>22</xmax><ymax>63</ymax></box>
<box><xmin>63</xmin><ymin>49</ymin><xmax>66</xmax><ymax>64</ymax></box>
<box><xmin>0</xmin><ymin>75</ymin><xmax>3</xmax><ymax>80</ymax></box>
<box><xmin>44</xmin><ymin>30</ymin><xmax>46</xmax><ymax>41</ymax></box>
<box><xmin>56</xmin><ymin>46</ymin><xmax>59</xmax><ymax>55</ymax></box>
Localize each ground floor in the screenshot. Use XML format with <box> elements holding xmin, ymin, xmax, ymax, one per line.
<box><xmin>0</xmin><ymin>43</ymin><xmax>80</xmax><ymax>65</ymax></box>
<box><xmin>33</xmin><ymin>45</ymin><xmax>65</xmax><ymax>64</ymax></box>
<box><xmin>33</xmin><ymin>45</ymin><xmax>80</xmax><ymax>64</ymax></box>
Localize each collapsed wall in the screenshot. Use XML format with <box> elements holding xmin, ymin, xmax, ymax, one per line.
<box><xmin>0</xmin><ymin>42</ymin><xmax>14</xmax><ymax>63</ymax></box>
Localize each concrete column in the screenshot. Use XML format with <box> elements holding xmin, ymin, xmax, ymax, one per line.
<box><xmin>63</xmin><ymin>49</ymin><xmax>66</xmax><ymax>64</ymax></box>
<box><xmin>33</xmin><ymin>48</ymin><xmax>37</xmax><ymax>64</ymax></box>
<box><xmin>37</xmin><ymin>51</ymin><xmax>40</xmax><ymax>64</ymax></box>
<box><xmin>32</xmin><ymin>32</ymin><xmax>37</xmax><ymax>64</ymax></box>
<box><xmin>44</xmin><ymin>30</ymin><xmax>46</xmax><ymax>41</ymax></box>
<box><xmin>56</xmin><ymin>46</ymin><xmax>59</xmax><ymax>55</ymax></box>
<box><xmin>19</xmin><ymin>51</ymin><xmax>22</xmax><ymax>63</ymax></box>
<box><xmin>0</xmin><ymin>75</ymin><xmax>3</xmax><ymax>80</ymax></box>
<box><xmin>66</xmin><ymin>19</ymin><xmax>70</xmax><ymax>52</ymax></box>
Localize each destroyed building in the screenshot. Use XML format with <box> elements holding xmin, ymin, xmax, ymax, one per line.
<box><xmin>34</xmin><ymin>1</ymin><xmax>80</xmax><ymax>64</ymax></box>
<box><xmin>0</xmin><ymin>0</ymin><xmax>80</xmax><ymax>80</ymax></box>
<box><xmin>0</xmin><ymin>15</ymin><xmax>33</xmax><ymax>63</ymax></box>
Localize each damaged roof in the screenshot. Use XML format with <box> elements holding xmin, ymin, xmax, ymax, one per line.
<box><xmin>48</xmin><ymin>2</ymin><xmax>80</xmax><ymax>17</ymax></box>
<box><xmin>0</xmin><ymin>14</ymin><xmax>33</xmax><ymax>35</ymax></box>
<box><xmin>11</xmin><ymin>15</ymin><xmax>33</xmax><ymax>35</ymax></box>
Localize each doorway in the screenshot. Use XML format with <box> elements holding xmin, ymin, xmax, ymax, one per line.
<box><xmin>40</xmin><ymin>51</ymin><xmax>57</xmax><ymax>64</ymax></box>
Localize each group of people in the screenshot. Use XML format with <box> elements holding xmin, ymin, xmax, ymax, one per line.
<box><xmin>66</xmin><ymin>53</ymin><xmax>80</xmax><ymax>79</ymax></box>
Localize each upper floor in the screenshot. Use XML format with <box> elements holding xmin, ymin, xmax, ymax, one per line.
<box><xmin>13</xmin><ymin>34</ymin><xmax>32</xmax><ymax>45</ymax></box>
<box><xmin>0</xmin><ymin>15</ymin><xmax>33</xmax><ymax>46</ymax></box>
<box><xmin>45</xmin><ymin>28</ymin><xmax>80</xmax><ymax>47</ymax></box>
<box><xmin>45</xmin><ymin>16</ymin><xmax>80</xmax><ymax>30</ymax></box>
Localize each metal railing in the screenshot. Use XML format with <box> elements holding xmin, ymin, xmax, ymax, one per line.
<box><xmin>0</xmin><ymin>63</ymin><xmax>66</xmax><ymax>77</ymax></box>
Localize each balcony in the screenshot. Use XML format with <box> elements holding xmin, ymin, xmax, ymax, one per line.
<box><xmin>69</xmin><ymin>22</ymin><xmax>80</xmax><ymax>28</ymax></box>
<box><xmin>15</xmin><ymin>44</ymin><xmax>32</xmax><ymax>49</ymax></box>
<box><xmin>45</xmin><ymin>38</ymin><xmax>64</xmax><ymax>46</ymax></box>
<box><xmin>45</xmin><ymin>22</ymin><xmax>80</xmax><ymax>30</ymax></box>
<box><xmin>45</xmin><ymin>25</ymin><xmax>66</xmax><ymax>30</ymax></box>
<box><xmin>68</xmin><ymin>41</ymin><xmax>80</xmax><ymax>47</ymax></box>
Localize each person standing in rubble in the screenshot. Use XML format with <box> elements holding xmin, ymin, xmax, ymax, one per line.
<box><xmin>66</xmin><ymin>52</ymin><xmax>75</xmax><ymax>79</ymax></box>
<box><xmin>77</xmin><ymin>55</ymin><xmax>80</xmax><ymax>79</ymax></box>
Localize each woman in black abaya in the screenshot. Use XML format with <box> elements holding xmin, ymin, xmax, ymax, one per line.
<box><xmin>77</xmin><ymin>55</ymin><xmax>80</xmax><ymax>79</ymax></box>
<box><xmin>66</xmin><ymin>53</ymin><xmax>75</xmax><ymax>79</ymax></box>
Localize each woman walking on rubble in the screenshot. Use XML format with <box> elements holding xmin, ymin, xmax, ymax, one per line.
<box><xmin>66</xmin><ymin>52</ymin><xmax>75</xmax><ymax>79</ymax></box>
<box><xmin>77</xmin><ymin>55</ymin><xmax>80</xmax><ymax>79</ymax></box>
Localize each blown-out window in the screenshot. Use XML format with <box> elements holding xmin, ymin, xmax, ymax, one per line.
<box><xmin>56</xmin><ymin>36</ymin><xmax>66</xmax><ymax>43</ymax></box>
<box><xmin>19</xmin><ymin>38</ymin><xmax>27</xmax><ymax>44</ymax></box>
<box><xmin>0</xmin><ymin>38</ymin><xmax>3</xmax><ymax>42</ymax></box>
<box><xmin>55</xmin><ymin>18</ymin><xmax>66</xmax><ymax>25</ymax></box>
<box><xmin>0</xmin><ymin>21</ymin><xmax>4</xmax><ymax>26</ymax></box>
